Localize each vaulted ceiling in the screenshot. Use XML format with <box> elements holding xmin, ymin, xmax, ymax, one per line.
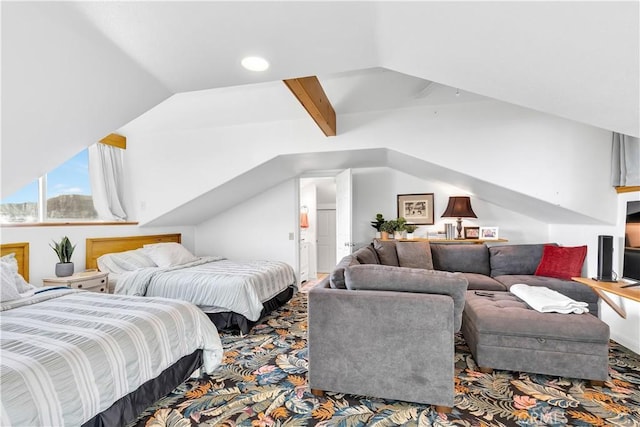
<box><xmin>2</xmin><ymin>1</ymin><xmax>638</xmax><ymax>198</ymax></box>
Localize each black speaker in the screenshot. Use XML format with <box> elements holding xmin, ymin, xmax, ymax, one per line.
<box><xmin>597</xmin><ymin>235</ymin><xmax>615</xmax><ymax>281</ymax></box>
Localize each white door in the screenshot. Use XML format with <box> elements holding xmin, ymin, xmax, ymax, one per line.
<box><xmin>335</xmin><ymin>169</ymin><xmax>353</xmax><ymax>262</ymax></box>
<box><xmin>317</xmin><ymin>209</ymin><xmax>336</xmax><ymax>272</ymax></box>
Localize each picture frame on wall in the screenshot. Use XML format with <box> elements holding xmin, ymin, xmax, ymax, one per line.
<box><xmin>397</xmin><ymin>193</ymin><xmax>435</xmax><ymax>225</ymax></box>
<box><xmin>479</xmin><ymin>226</ymin><xmax>499</xmax><ymax>240</ymax></box>
<box><xmin>464</xmin><ymin>226</ymin><xmax>480</xmax><ymax>239</ymax></box>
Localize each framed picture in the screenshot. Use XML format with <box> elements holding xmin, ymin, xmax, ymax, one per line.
<box><xmin>479</xmin><ymin>226</ymin><xmax>499</xmax><ymax>240</ymax></box>
<box><xmin>397</xmin><ymin>193</ymin><xmax>435</xmax><ymax>225</ymax></box>
<box><xmin>464</xmin><ymin>226</ymin><xmax>480</xmax><ymax>239</ymax></box>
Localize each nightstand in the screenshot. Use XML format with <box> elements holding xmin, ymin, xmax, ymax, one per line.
<box><xmin>43</xmin><ymin>271</ymin><xmax>109</xmax><ymax>293</ymax></box>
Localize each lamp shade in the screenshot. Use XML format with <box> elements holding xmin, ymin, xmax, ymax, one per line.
<box><xmin>441</xmin><ymin>196</ymin><xmax>477</xmax><ymax>218</ymax></box>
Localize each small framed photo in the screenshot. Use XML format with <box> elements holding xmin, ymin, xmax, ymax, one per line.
<box><xmin>397</xmin><ymin>193</ymin><xmax>435</xmax><ymax>225</ymax></box>
<box><xmin>464</xmin><ymin>226</ymin><xmax>480</xmax><ymax>239</ymax></box>
<box><xmin>479</xmin><ymin>226</ymin><xmax>499</xmax><ymax>240</ymax></box>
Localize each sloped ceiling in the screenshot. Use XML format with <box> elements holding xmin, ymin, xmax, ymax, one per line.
<box><xmin>145</xmin><ymin>148</ymin><xmax>606</xmax><ymax>227</ymax></box>
<box><xmin>2</xmin><ymin>1</ymin><xmax>638</xmax><ymax>199</ymax></box>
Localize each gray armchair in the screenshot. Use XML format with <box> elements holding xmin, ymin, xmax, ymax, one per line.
<box><xmin>307</xmin><ymin>265</ymin><xmax>468</xmax><ymax>411</ymax></box>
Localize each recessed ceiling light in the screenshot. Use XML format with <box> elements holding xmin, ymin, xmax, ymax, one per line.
<box><xmin>241</xmin><ymin>56</ymin><xmax>269</xmax><ymax>72</ymax></box>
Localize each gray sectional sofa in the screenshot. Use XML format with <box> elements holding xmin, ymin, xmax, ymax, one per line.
<box><xmin>329</xmin><ymin>239</ymin><xmax>599</xmax><ymax>315</ymax></box>
<box><xmin>308</xmin><ymin>239</ymin><xmax>607</xmax><ymax>410</ymax></box>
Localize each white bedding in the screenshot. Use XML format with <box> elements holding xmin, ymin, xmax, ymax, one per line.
<box><xmin>114</xmin><ymin>257</ymin><xmax>296</xmax><ymax>321</ymax></box>
<box><xmin>0</xmin><ymin>288</ymin><xmax>223</xmax><ymax>426</ymax></box>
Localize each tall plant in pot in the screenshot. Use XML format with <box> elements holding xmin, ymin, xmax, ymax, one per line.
<box><xmin>370</xmin><ymin>213</ymin><xmax>385</xmax><ymax>238</ymax></box>
<box><xmin>50</xmin><ymin>236</ymin><xmax>76</xmax><ymax>277</ymax></box>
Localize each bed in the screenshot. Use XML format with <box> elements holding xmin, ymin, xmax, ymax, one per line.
<box><xmin>86</xmin><ymin>234</ymin><xmax>297</xmax><ymax>334</ymax></box>
<box><xmin>1</xmin><ymin>242</ymin><xmax>223</xmax><ymax>427</ymax></box>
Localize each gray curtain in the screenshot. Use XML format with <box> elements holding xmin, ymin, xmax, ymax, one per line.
<box><xmin>611</xmin><ymin>133</ymin><xmax>640</xmax><ymax>186</ymax></box>
<box><xmin>88</xmin><ymin>143</ymin><xmax>127</xmax><ymax>220</ymax></box>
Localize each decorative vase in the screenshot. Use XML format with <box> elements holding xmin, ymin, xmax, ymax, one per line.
<box><xmin>406</xmin><ymin>233</ymin><xmax>414</xmax><ymax>240</ymax></box>
<box><xmin>381</xmin><ymin>231</ymin><xmax>390</xmax><ymax>241</ymax></box>
<box><xmin>55</xmin><ymin>262</ymin><xmax>74</xmax><ymax>277</ymax></box>
<box><xmin>394</xmin><ymin>231</ymin><xmax>404</xmax><ymax>240</ymax></box>
<box><xmin>375</xmin><ymin>232</ymin><xmax>381</xmax><ymax>239</ymax></box>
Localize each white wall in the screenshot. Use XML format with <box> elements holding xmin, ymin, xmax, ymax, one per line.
<box><xmin>195</xmin><ymin>179</ymin><xmax>297</xmax><ymax>268</ymax></box>
<box><xmin>550</xmin><ymin>191</ymin><xmax>640</xmax><ymax>354</ymax></box>
<box><xmin>125</xmin><ymin>98</ymin><xmax>615</xmax><ymax>226</ymax></box>
<box><xmin>0</xmin><ymin>225</ymin><xmax>195</xmax><ymax>286</ymax></box>
<box><xmin>352</xmin><ymin>168</ymin><xmax>548</xmax><ymax>248</ymax></box>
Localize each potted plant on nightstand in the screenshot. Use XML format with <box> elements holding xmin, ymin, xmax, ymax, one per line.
<box><xmin>380</xmin><ymin>221</ymin><xmax>396</xmax><ymax>241</ymax></box>
<box><xmin>50</xmin><ymin>236</ymin><xmax>76</xmax><ymax>277</ymax></box>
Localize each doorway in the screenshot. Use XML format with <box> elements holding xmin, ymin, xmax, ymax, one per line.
<box><xmin>317</xmin><ymin>209</ymin><xmax>336</xmax><ymax>273</ymax></box>
<box><xmin>299</xmin><ymin>176</ymin><xmax>337</xmax><ymax>279</ymax></box>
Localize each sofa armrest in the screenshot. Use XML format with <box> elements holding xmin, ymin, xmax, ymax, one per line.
<box><xmin>307</xmin><ymin>284</ymin><xmax>455</xmax><ymax>406</ymax></box>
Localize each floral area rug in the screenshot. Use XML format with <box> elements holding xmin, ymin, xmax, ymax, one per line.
<box><xmin>131</xmin><ymin>293</ymin><xmax>640</xmax><ymax>426</ymax></box>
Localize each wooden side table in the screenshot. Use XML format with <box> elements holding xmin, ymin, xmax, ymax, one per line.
<box><xmin>572</xmin><ymin>277</ymin><xmax>640</xmax><ymax>319</ymax></box>
<box><xmin>43</xmin><ymin>270</ymin><xmax>109</xmax><ymax>293</ymax></box>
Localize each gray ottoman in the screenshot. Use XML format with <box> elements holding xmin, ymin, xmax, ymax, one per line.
<box><xmin>462</xmin><ymin>291</ymin><xmax>610</xmax><ymax>382</ymax></box>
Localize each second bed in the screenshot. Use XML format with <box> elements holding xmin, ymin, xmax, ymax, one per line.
<box><xmin>87</xmin><ymin>234</ymin><xmax>296</xmax><ymax>334</ymax></box>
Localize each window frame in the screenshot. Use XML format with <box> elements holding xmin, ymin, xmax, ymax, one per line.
<box><xmin>1</xmin><ymin>141</ymin><xmax>136</xmax><ymax>226</ymax></box>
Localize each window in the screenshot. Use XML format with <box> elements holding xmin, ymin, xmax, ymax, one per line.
<box><xmin>0</xmin><ymin>179</ymin><xmax>39</xmax><ymax>223</ymax></box>
<box><xmin>1</xmin><ymin>148</ymin><xmax>98</xmax><ymax>223</ymax></box>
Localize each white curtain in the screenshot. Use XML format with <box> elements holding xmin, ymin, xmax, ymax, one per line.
<box><xmin>611</xmin><ymin>133</ymin><xmax>640</xmax><ymax>187</ymax></box>
<box><xmin>89</xmin><ymin>143</ymin><xmax>127</xmax><ymax>220</ymax></box>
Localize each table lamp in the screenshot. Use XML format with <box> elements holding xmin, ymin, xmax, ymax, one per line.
<box><xmin>441</xmin><ymin>196</ymin><xmax>477</xmax><ymax>239</ymax></box>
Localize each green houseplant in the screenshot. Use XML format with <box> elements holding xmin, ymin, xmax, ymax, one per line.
<box><xmin>50</xmin><ymin>236</ymin><xmax>76</xmax><ymax>277</ymax></box>
<box><xmin>405</xmin><ymin>224</ymin><xmax>418</xmax><ymax>239</ymax></box>
<box><xmin>394</xmin><ymin>217</ymin><xmax>407</xmax><ymax>239</ymax></box>
<box><xmin>370</xmin><ymin>214</ymin><xmax>385</xmax><ymax>232</ymax></box>
<box><xmin>379</xmin><ymin>221</ymin><xmax>396</xmax><ymax>240</ymax></box>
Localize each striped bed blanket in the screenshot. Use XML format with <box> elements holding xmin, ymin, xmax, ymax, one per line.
<box><xmin>0</xmin><ymin>288</ymin><xmax>223</xmax><ymax>426</ymax></box>
<box><xmin>115</xmin><ymin>257</ymin><xmax>297</xmax><ymax>321</ymax></box>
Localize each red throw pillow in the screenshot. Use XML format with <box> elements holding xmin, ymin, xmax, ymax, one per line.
<box><xmin>535</xmin><ymin>244</ymin><xmax>587</xmax><ymax>280</ymax></box>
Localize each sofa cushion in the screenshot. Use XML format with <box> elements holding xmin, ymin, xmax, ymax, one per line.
<box><xmin>489</xmin><ymin>244</ymin><xmax>555</xmax><ymax>277</ymax></box>
<box><xmin>431</xmin><ymin>243</ymin><xmax>490</xmax><ymax>275</ymax></box>
<box><xmin>396</xmin><ymin>241</ymin><xmax>433</xmax><ymax>269</ymax></box>
<box><xmin>534</xmin><ymin>245</ymin><xmax>587</xmax><ymax>280</ymax></box>
<box><xmin>494</xmin><ymin>274</ymin><xmax>599</xmax><ymax>316</ymax></box>
<box><xmin>344</xmin><ymin>264</ymin><xmax>468</xmax><ymax>331</ymax></box>
<box><xmin>353</xmin><ymin>245</ymin><xmax>380</xmax><ymax>264</ymax></box>
<box><xmin>330</xmin><ymin>255</ymin><xmax>360</xmax><ymax>289</ymax></box>
<box><xmin>373</xmin><ymin>239</ymin><xmax>399</xmax><ymax>266</ymax></box>
<box><xmin>462</xmin><ymin>272</ymin><xmax>508</xmax><ymax>291</ymax></box>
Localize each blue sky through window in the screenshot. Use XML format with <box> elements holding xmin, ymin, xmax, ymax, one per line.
<box><xmin>1</xmin><ymin>149</ymin><xmax>91</xmax><ymax>204</ymax></box>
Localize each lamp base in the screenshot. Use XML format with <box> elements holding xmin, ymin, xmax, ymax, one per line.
<box><xmin>455</xmin><ymin>218</ymin><xmax>464</xmax><ymax>239</ymax></box>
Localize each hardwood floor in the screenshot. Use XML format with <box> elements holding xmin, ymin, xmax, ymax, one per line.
<box><xmin>300</xmin><ymin>273</ymin><xmax>328</xmax><ymax>292</ymax></box>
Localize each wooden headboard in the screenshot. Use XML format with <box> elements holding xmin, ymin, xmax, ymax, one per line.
<box><xmin>86</xmin><ymin>234</ymin><xmax>181</xmax><ymax>270</ymax></box>
<box><xmin>1</xmin><ymin>242</ymin><xmax>30</xmax><ymax>282</ymax></box>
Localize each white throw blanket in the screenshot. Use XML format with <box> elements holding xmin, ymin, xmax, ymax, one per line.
<box><xmin>510</xmin><ymin>283</ymin><xmax>589</xmax><ymax>314</ymax></box>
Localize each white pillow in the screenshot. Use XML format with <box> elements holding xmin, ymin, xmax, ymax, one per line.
<box><xmin>97</xmin><ymin>248</ymin><xmax>157</xmax><ymax>274</ymax></box>
<box><xmin>142</xmin><ymin>243</ymin><xmax>198</xmax><ymax>268</ymax></box>
<box><xmin>1</xmin><ymin>262</ymin><xmax>22</xmax><ymax>302</ymax></box>
<box><xmin>0</xmin><ymin>253</ymin><xmax>33</xmax><ymax>293</ymax></box>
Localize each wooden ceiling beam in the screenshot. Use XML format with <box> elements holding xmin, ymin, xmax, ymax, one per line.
<box><xmin>283</xmin><ymin>76</ymin><xmax>336</xmax><ymax>137</ymax></box>
<box><xmin>99</xmin><ymin>133</ymin><xmax>127</xmax><ymax>149</ymax></box>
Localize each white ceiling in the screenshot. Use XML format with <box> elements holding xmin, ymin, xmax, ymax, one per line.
<box><xmin>120</xmin><ymin>68</ymin><xmax>485</xmax><ymax>134</ymax></box>
<box><xmin>73</xmin><ymin>0</ymin><xmax>638</xmax><ymax>136</ymax></box>
<box><xmin>1</xmin><ymin>1</ymin><xmax>638</xmax><ymax>198</ymax></box>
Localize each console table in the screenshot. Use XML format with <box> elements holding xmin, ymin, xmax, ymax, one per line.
<box><xmin>572</xmin><ymin>277</ymin><xmax>640</xmax><ymax>319</ymax></box>
<box><xmin>396</xmin><ymin>238</ymin><xmax>509</xmax><ymax>244</ymax></box>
